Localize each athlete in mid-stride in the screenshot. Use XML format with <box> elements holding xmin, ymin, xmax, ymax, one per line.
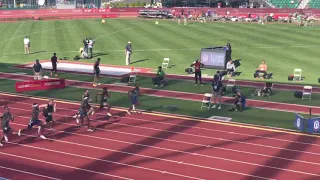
<box><xmin>126</xmin><ymin>85</ymin><xmax>142</xmax><ymax>115</ymax></box>
<box><xmin>97</xmin><ymin>87</ymin><xmax>112</xmax><ymax>116</ymax></box>
<box><xmin>18</xmin><ymin>103</ymin><xmax>46</xmax><ymax>139</ymax></box>
<box><xmin>79</xmin><ymin>97</ymin><xmax>94</xmax><ymax>132</ymax></box>
<box><xmin>73</xmin><ymin>89</ymin><xmax>91</xmax><ymax>120</ymax></box>
<box><xmin>0</xmin><ymin>106</ymin><xmax>15</xmax><ymax>146</ymax></box>
<box><xmin>42</xmin><ymin>99</ymin><xmax>56</xmax><ymax>130</ymax></box>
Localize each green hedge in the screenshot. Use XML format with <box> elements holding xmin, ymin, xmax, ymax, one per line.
<box><xmin>110</xmin><ymin>2</ymin><xmax>147</xmax><ymax>8</ymax></box>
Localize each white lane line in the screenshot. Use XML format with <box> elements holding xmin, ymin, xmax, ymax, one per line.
<box><xmin>8</xmin><ymin>105</ymin><xmax>320</xmax><ymax>157</ymax></box>
<box><xmin>0</xmin><ymin>152</ymin><xmax>133</xmax><ymax>180</ymax></box>
<box><xmin>6</xmin><ymin>140</ymin><xmax>205</xmax><ymax>180</ymax></box>
<box><xmin>0</xmin><ymin>100</ymin><xmax>319</xmax><ymax>164</ymax></box>
<box><xmin>0</xmin><ymin>165</ymin><xmax>60</xmax><ymax>180</ymax></box>
<box><xmin>9</xmin><ymin>119</ymin><xmax>320</xmax><ymax>178</ymax></box>
<box><xmin>8</xmin><ymin>124</ymin><xmax>274</xmax><ymax>180</ymax></box>
<box><xmin>0</xmin><ymin>27</ymin><xmax>66</xmax><ymax>44</ymax></box>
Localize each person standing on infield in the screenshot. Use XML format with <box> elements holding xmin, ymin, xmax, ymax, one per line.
<box><xmin>51</xmin><ymin>53</ymin><xmax>58</xmax><ymax>76</ymax></box>
<box><xmin>33</xmin><ymin>59</ymin><xmax>42</xmax><ymax>80</ymax></box>
<box><xmin>93</xmin><ymin>58</ymin><xmax>101</xmax><ymax>86</ymax></box>
<box><xmin>190</xmin><ymin>58</ymin><xmax>204</xmax><ymax>86</ymax></box>
<box><xmin>88</xmin><ymin>38</ymin><xmax>94</xmax><ymax>59</ymax></box>
<box><xmin>83</xmin><ymin>36</ymin><xmax>89</xmax><ymax>53</ymax></box>
<box><xmin>24</xmin><ymin>36</ymin><xmax>30</xmax><ymax>55</ymax></box>
<box><xmin>125</xmin><ymin>41</ymin><xmax>132</xmax><ymax>65</ymax></box>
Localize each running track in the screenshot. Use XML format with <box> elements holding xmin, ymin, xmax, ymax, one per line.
<box><xmin>0</xmin><ymin>93</ymin><xmax>320</xmax><ymax>180</ymax></box>
<box><xmin>1</xmin><ymin>72</ymin><xmax>320</xmax><ymax>114</ymax></box>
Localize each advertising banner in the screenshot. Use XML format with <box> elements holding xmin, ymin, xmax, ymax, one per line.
<box><xmin>15</xmin><ymin>79</ymin><xmax>66</xmax><ymax>93</ymax></box>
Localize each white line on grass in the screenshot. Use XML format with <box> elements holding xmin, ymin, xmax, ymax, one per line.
<box><xmin>94</xmin><ymin>23</ymin><xmax>145</xmax><ymax>41</ymax></box>
<box><xmin>0</xmin><ymin>45</ymin><xmax>319</xmax><ymax>56</ymax></box>
<box><xmin>0</xmin><ymin>27</ymin><xmax>67</xmax><ymax>44</ymax></box>
<box><xmin>0</xmin><ymin>166</ymin><xmax>61</xmax><ymax>180</ymax></box>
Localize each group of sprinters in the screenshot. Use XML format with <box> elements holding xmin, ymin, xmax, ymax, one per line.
<box><xmin>0</xmin><ymin>99</ymin><xmax>56</xmax><ymax>146</ymax></box>
<box><xmin>0</xmin><ymin>85</ymin><xmax>141</xmax><ymax>146</ymax></box>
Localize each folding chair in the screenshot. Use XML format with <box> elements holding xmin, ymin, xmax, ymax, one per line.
<box><xmin>226</xmin><ymin>79</ymin><xmax>236</xmax><ymax>91</ymax></box>
<box><xmin>302</xmin><ymin>86</ymin><xmax>312</xmax><ymax>100</ymax></box>
<box><xmin>201</xmin><ymin>93</ymin><xmax>212</xmax><ymax>110</ymax></box>
<box><xmin>128</xmin><ymin>71</ymin><xmax>137</xmax><ymax>85</ymax></box>
<box><xmin>162</xmin><ymin>58</ymin><xmax>170</xmax><ymax>69</ymax></box>
<box><xmin>293</xmin><ymin>69</ymin><xmax>302</xmax><ymax>81</ymax></box>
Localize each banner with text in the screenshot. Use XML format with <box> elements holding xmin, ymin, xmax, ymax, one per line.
<box><xmin>15</xmin><ymin>79</ymin><xmax>66</xmax><ymax>93</ymax></box>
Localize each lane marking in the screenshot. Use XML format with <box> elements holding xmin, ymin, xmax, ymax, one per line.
<box><xmin>4</xmin><ymin>98</ymin><xmax>319</xmax><ymax>148</ymax></box>
<box><xmin>0</xmin><ymin>92</ymin><xmax>318</xmax><ymax>138</ymax></box>
<box><xmin>6</xmin><ymin>140</ymin><xmax>205</xmax><ymax>180</ymax></box>
<box><xmin>0</xmin><ymin>152</ymin><xmax>133</xmax><ymax>180</ymax></box>
<box><xmin>0</xmin><ymin>165</ymin><xmax>60</xmax><ymax>180</ymax></box>
<box><xmin>6</xmin><ymin>128</ymin><xmax>274</xmax><ymax>180</ymax></box>
<box><xmin>10</xmin><ymin>116</ymin><xmax>320</xmax><ymax>172</ymax></box>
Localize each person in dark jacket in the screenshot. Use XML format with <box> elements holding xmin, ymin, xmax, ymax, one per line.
<box><xmin>226</xmin><ymin>43</ymin><xmax>232</xmax><ymax>61</ymax></box>
<box><xmin>191</xmin><ymin>59</ymin><xmax>204</xmax><ymax>86</ymax></box>
<box><xmin>33</xmin><ymin>59</ymin><xmax>42</xmax><ymax>80</ymax></box>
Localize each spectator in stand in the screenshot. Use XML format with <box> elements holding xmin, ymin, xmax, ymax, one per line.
<box><xmin>254</xmin><ymin>60</ymin><xmax>268</xmax><ymax>79</ymax></box>
<box><xmin>191</xmin><ymin>58</ymin><xmax>204</xmax><ymax>86</ymax></box>
<box><xmin>153</xmin><ymin>66</ymin><xmax>165</xmax><ymax>87</ymax></box>
<box><xmin>24</xmin><ymin>36</ymin><xmax>30</xmax><ymax>55</ymax></box>
<box><xmin>50</xmin><ymin>53</ymin><xmax>58</xmax><ymax>76</ymax></box>
<box><xmin>33</xmin><ymin>59</ymin><xmax>42</xmax><ymax>80</ymax></box>
<box><xmin>226</xmin><ymin>60</ymin><xmax>236</xmax><ymax>78</ymax></box>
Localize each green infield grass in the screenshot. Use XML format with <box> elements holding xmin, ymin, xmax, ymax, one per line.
<box><xmin>0</xmin><ymin>78</ymin><xmax>308</xmax><ymax>130</ymax></box>
<box><xmin>0</xmin><ymin>18</ymin><xmax>320</xmax><ymax>85</ymax></box>
<box><xmin>1</xmin><ymin>64</ymin><xmax>320</xmax><ymax>107</ymax></box>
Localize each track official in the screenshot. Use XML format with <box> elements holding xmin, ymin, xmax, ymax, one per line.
<box><xmin>125</xmin><ymin>41</ymin><xmax>132</xmax><ymax>66</ymax></box>
<box><xmin>33</xmin><ymin>59</ymin><xmax>42</xmax><ymax>80</ymax></box>
<box><xmin>51</xmin><ymin>53</ymin><xmax>58</xmax><ymax>76</ymax></box>
<box><xmin>24</xmin><ymin>36</ymin><xmax>30</xmax><ymax>55</ymax></box>
<box><xmin>191</xmin><ymin>59</ymin><xmax>204</xmax><ymax>86</ymax></box>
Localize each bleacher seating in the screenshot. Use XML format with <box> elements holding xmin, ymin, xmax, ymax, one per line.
<box><xmin>308</xmin><ymin>0</ymin><xmax>320</xmax><ymax>8</ymax></box>
<box><xmin>269</xmin><ymin>0</ymin><xmax>299</xmax><ymax>8</ymax></box>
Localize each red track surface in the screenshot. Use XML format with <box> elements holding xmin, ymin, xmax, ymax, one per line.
<box><xmin>1</xmin><ymin>72</ymin><xmax>320</xmax><ymax>115</ymax></box>
<box><xmin>0</xmin><ymin>93</ymin><xmax>320</xmax><ymax>180</ymax></box>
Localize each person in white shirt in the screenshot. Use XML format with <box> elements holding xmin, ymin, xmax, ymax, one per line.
<box><xmin>226</xmin><ymin>60</ymin><xmax>236</xmax><ymax>78</ymax></box>
<box><xmin>80</xmin><ymin>50</ymin><xmax>88</xmax><ymax>59</ymax></box>
<box><xmin>24</xmin><ymin>36</ymin><xmax>30</xmax><ymax>55</ymax></box>
<box><xmin>88</xmin><ymin>38</ymin><xmax>94</xmax><ymax>58</ymax></box>
<box><xmin>125</xmin><ymin>41</ymin><xmax>132</xmax><ymax>65</ymax></box>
